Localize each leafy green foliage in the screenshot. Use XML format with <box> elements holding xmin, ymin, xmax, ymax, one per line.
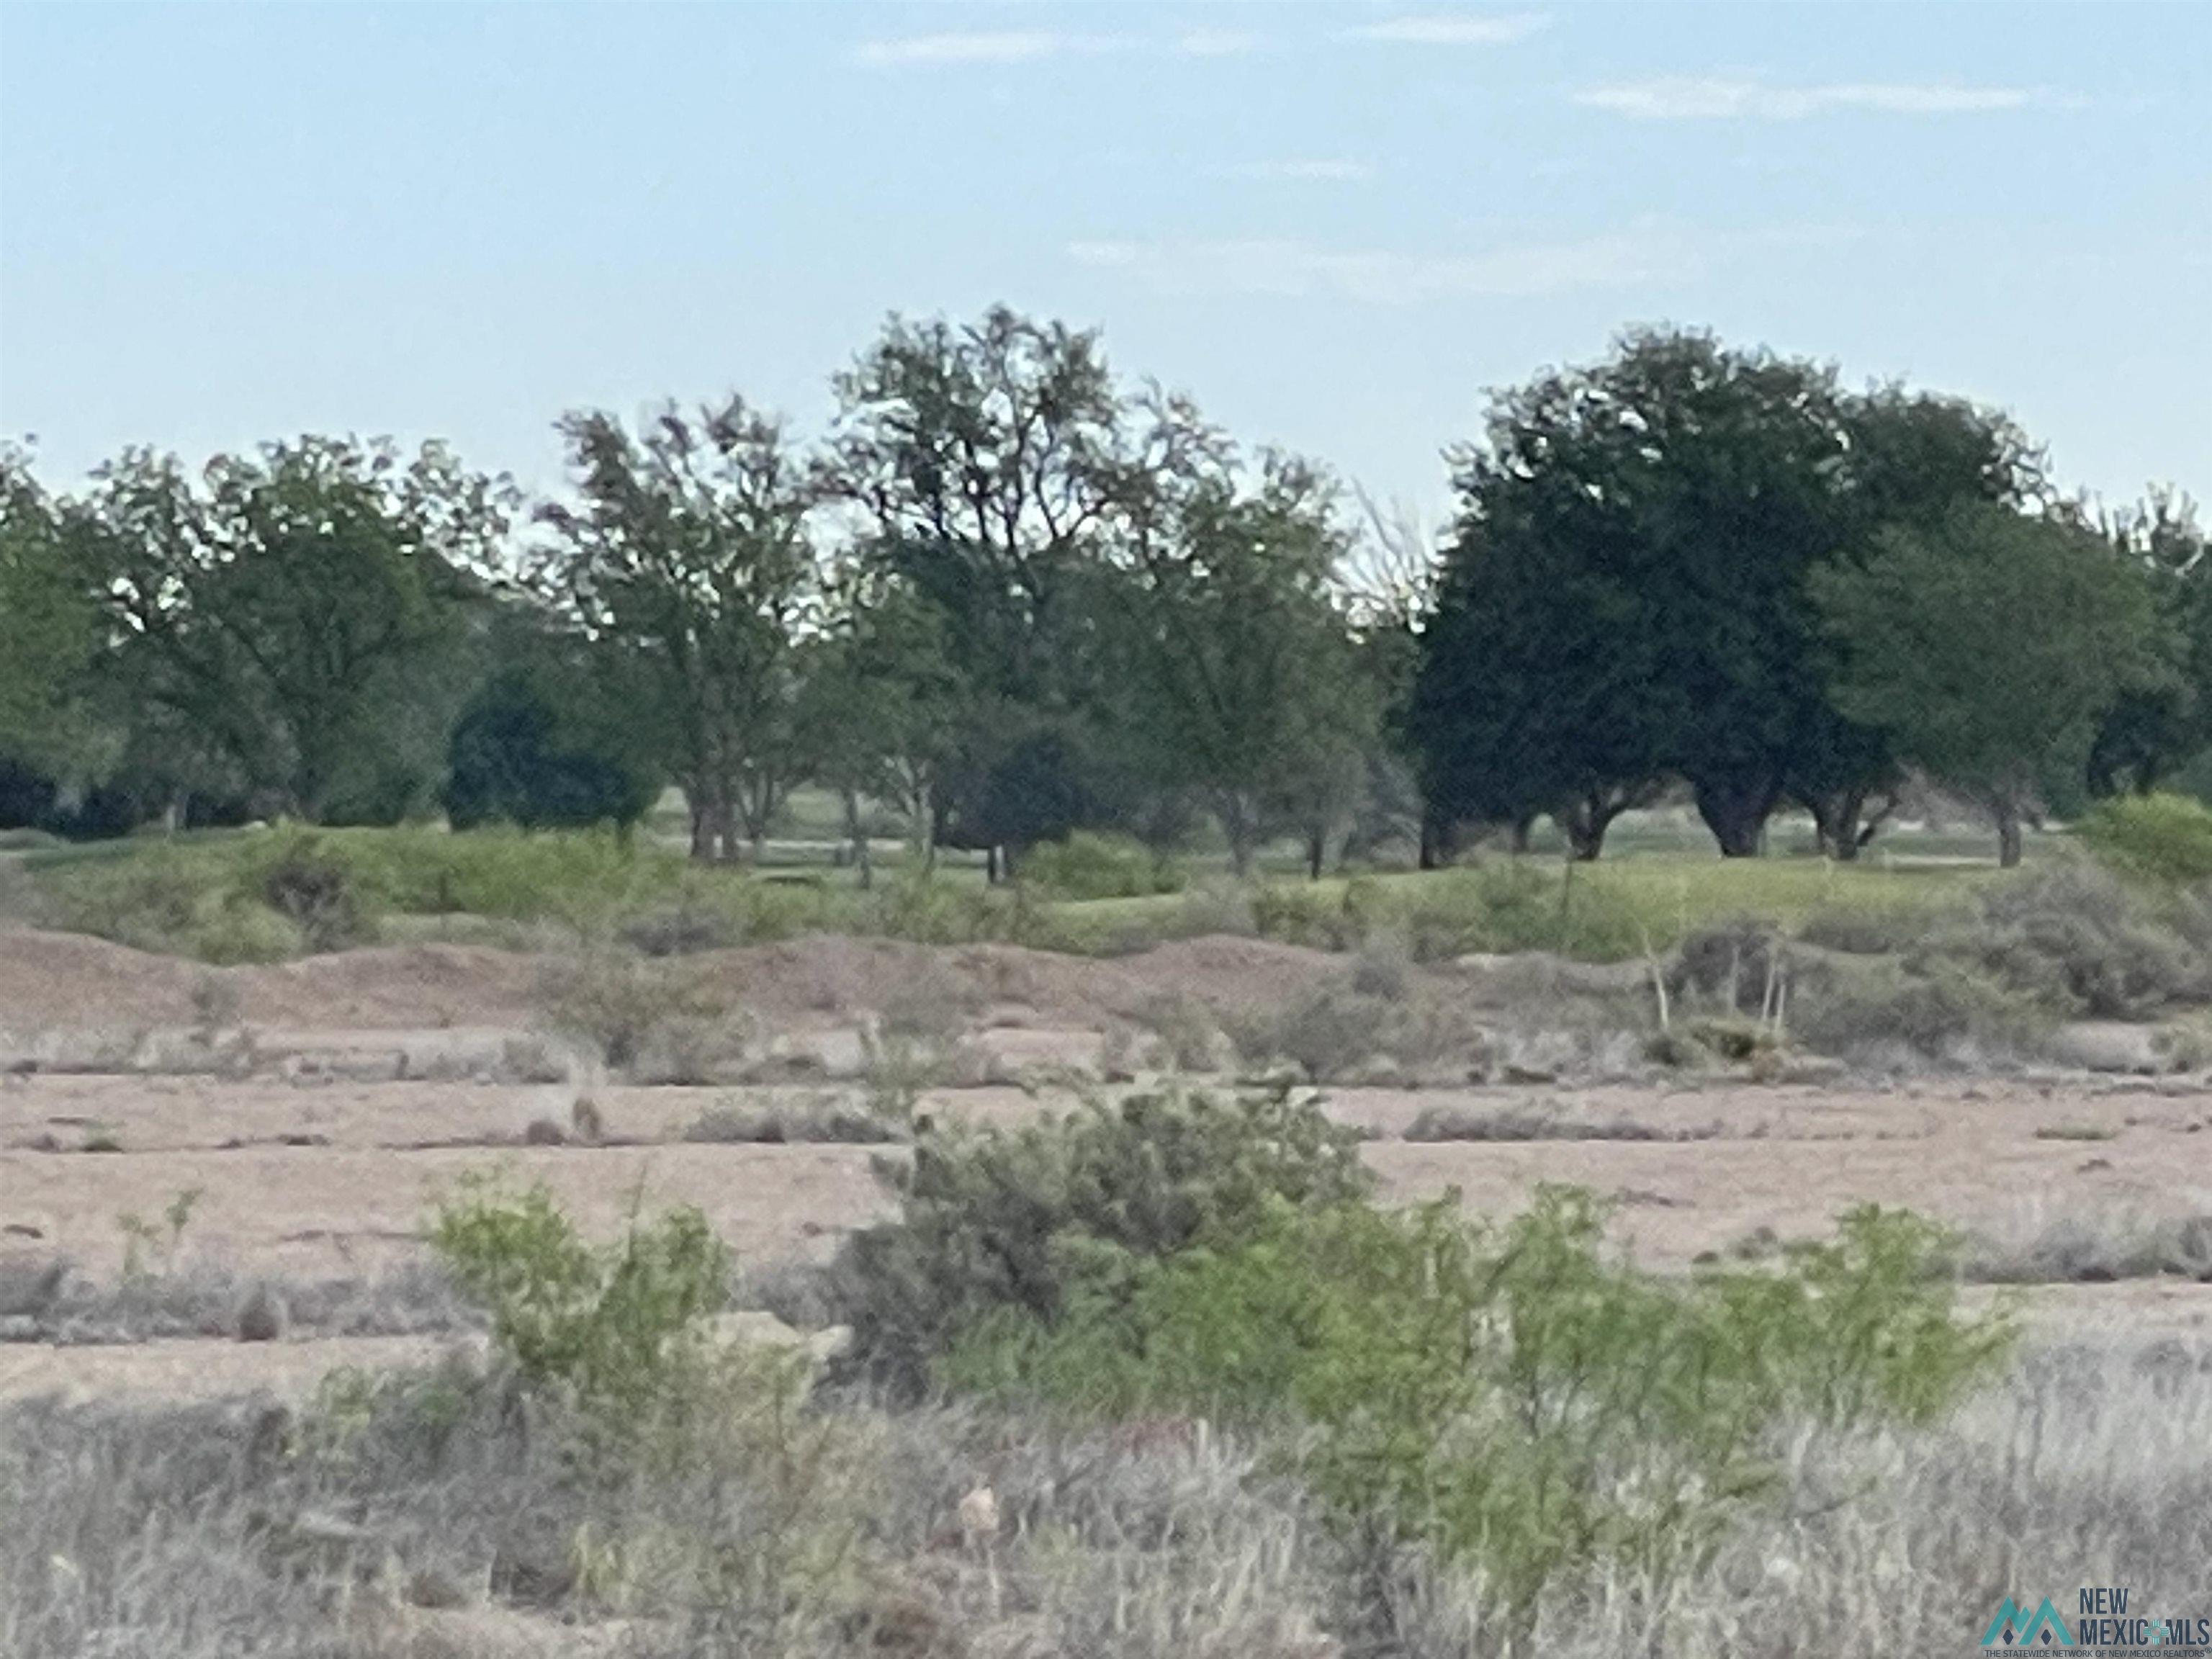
<box><xmin>947</xmin><ymin>1187</ymin><xmax>2015</xmax><ymax>1629</ymax></box>
<box><xmin>71</xmin><ymin>437</ymin><xmax>508</xmax><ymax>821</ymax></box>
<box><xmin>1813</xmin><ymin>503</ymin><xmax>2175</xmax><ymax>863</ymax></box>
<box><xmin>1115</xmin><ymin>449</ymin><xmax>1378</xmax><ymax>873</ymax></box>
<box><xmin>444</xmin><ymin>665</ymin><xmax>661</xmax><ymax>832</ymax></box>
<box><xmin>831</xmin><ymin>1087</ymin><xmax>1374</xmax><ymax>1394</ymax></box>
<box><xmin>1791</xmin><ymin>957</ymin><xmax>2052</xmax><ymax>1061</ymax></box>
<box><xmin>428</xmin><ymin>1177</ymin><xmax>729</xmax><ymax>1423</ymax></box>
<box><xmin>2087</xmin><ymin>490</ymin><xmax>2212</xmax><ymax>796</ymax></box>
<box><xmin>1413</xmin><ymin>330</ymin><xmax>2039</xmax><ymax>859</ymax></box>
<box><xmin>0</xmin><ymin>446</ymin><xmax>102</xmax><ymax>769</ymax></box>
<box><xmin>2080</xmin><ymin>791</ymin><xmax>2212</xmax><ymax>886</ymax></box>
<box><xmin>253</xmin><ymin>830</ymin><xmax>374</xmax><ymax>951</ymax></box>
<box><xmin>535</xmin><ymin>397</ymin><xmax>819</xmax><ymax>858</ymax></box>
<box><xmin>1248</xmin><ymin>861</ymin><xmax>1648</xmax><ymax>961</ymax></box>
<box><xmin>1021</xmin><ymin>830</ymin><xmax>1184</xmax><ymax>900</ymax></box>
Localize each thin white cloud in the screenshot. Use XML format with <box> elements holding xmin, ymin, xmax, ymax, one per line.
<box><xmin>1341</xmin><ymin>12</ymin><xmax>1550</xmax><ymax>45</ymax></box>
<box><xmin>855</xmin><ymin>30</ymin><xmax>1133</xmax><ymax>68</ymax></box>
<box><xmin>1214</xmin><ymin>158</ymin><xmax>1374</xmax><ymax>182</ymax></box>
<box><xmin>1576</xmin><ymin>76</ymin><xmax>2047</xmax><ymax>120</ymax></box>
<box><xmin>1177</xmin><ymin>27</ymin><xmax>1261</xmax><ymax>58</ymax></box>
<box><xmin>1066</xmin><ymin>224</ymin><xmax>1859</xmax><ymax>305</ymax></box>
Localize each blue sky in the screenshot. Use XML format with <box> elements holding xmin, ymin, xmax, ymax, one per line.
<box><xmin>3</xmin><ymin>2</ymin><xmax>2207</xmax><ymax>523</ymax></box>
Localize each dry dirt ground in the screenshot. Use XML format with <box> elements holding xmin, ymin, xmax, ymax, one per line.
<box><xmin>4</xmin><ymin>926</ymin><xmax>2211</xmax><ymax>1402</ymax></box>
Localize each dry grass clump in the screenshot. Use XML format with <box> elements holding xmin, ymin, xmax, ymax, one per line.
<box><xmin>1221</xmin><ymin>974</ymin><xmax>1582</xmax><ymax>1086</ymax></box>
<box><xmin>7</xmin><ymin>1320</ymin><xmax>2203</xmax><ymax>1658</ymax></box>
<box><xmin>4</xmin><ymin>1144</ymin><xmax>2206</xmax><ymax>1659</ymax></box>
<box><xmin>1962</xmin><ymin>1207</ymin><xmax>2212</xmax><ymax>1284</ymax></box>
<box><xmin>1127</xmin><ymin>991</ymin><xmax>1235</xmax><ymax>1074</ymax></box>
<box><xmin>1402</xmin><ymin>1105</ymin><xmax>1722</xmax><ymax>1143</ymax></box>
<box><xmin>0</xmin><ymin>1256</ymin><xmax>474</xmax><ymax>1345</ymax></box>
<box><xmin>534</xmin><ymin>950</ymin><xmax>752</xmax><ymax>1082</ymax></box>
<box><xmin>683</xmin><ymin>1094</ymin><xmax>905</xmax><ymax>1146</ymax></box>
<box><xmin>0</xmin><ymin>1377</ymin><xmax>1342</xmax><ymax>1659</ymax></box>
<box><xmin>1393</xmin><ymin>1341</ymin><xmax>2212</xmax><ymax>1657</ymax></box>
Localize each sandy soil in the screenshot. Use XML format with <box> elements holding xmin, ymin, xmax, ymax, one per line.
<box><xmin>4</xmin><ymin>925</ymin><xmax>2211</xmax><ymax>1401</ymax></box>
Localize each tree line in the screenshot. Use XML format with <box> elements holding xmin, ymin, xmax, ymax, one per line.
<box><xmin>1</xmin><ymin>312</ymin><xmax>2203</xmax><ymax>872</ymax></box>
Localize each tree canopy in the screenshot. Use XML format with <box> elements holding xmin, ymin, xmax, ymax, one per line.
<box><xmin>1411</xmin><ymin>328</ymin><xmax>2049</xmax><ymax>859</ymax></box>
<box><xmin>1811</xmin><ymin>503</ymin><xmax>2175</xmax><ymax>865</ymax></box>
<box><xmin>1</xmin><ymin>312</ymin><xmax>2202</xmax><ymax>876</ymax></box>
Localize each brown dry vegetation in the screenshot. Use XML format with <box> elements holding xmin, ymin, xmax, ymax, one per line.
<box><xmin>4</xmin><ymin>920</ymin><xmax>2212</xmax><ymax>1655</ymax></box>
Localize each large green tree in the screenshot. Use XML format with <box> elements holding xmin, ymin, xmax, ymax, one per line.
<box><xmin>0</xmin><ymin>446</ymin><xmax>102</xmax><ymax>771</ymax></box>
<box><xmin>1412</xmin><ymin>331</ymin><xmax>2043</xmax><ymax>859</ymax></box>
<box><xmin>536</xmin><ymin>399</ymin><xmax>819</xmax><ymax>860</ymax></box>
<box><xmin>71</xmin><ymin>438</ymin><xmax>506</xmax><ymax>822</ymax></box>
<box><xmin>799</xmin><ymin>571</ymin><xmax>966</xmax><ymax>878</ymax></box>
<box><xmin>1812</xmin><ymin>503</ymin><xmax>2173</xmax><ymax>866</ymax></box>
<box><xmin>1790</xmin><ymin>389</ymin><xmax>2047</xmax><ymax>855</ymax></box>
<box><xmin>1116</xmin><ymin>446</ymin><xmax>1379</xmax><ymax>875</ymax></box>
<box><xmin>442</xmin><ymin>601</ymin><xmax>664</xmax><ymax>832</ymax></box>
<box><xmin>2085</xmin><ymin>488</ymin><xmax>2212</xmax><ymax>797</ymax></box>
<box><xmin>829</xmin><ymin>307</ymin><xmax>1166</xmax><ymax>867</ymax></box>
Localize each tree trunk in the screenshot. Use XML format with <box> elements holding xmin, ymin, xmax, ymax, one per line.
<box><xmin>1220</xmin><ymin>793</ymin><xmax>1259</xmax><ymax>879</ymax></box>
<box><xmin>1560</xmin><ymin>793</ymin><xmax>1617</xmax><ymax>862</ymax></box>
<box><xmin>1306</xmin><ymin>824</ymin><xmax>1326</xmax><ymax>881</ymax></box>
<box><xmin>1994</xmin><ymin>798</ymin><xmax>2024</xmax><ymax>868</ymax></box>
<box><xmin>986</xmin><ymin>845</ymin><xmax>1002</xmax><ymax>885</ymax></box>
<box><xmin>1694</xmin><ymin>774</ymin><xmax>1781</xmax><ymax>858</ymax></box>
<box><xmin>686</xmin><ymin>787</ymin><xmax>713</xmax><ymax>861</ymax></box>
<box><xmin>1419</xmin><ymin>804</ymin><xmax>1449</xmax><ymax>870</ymax></box>
<box><xmin>1808</xmin><ymin>789</ymin><xmax>1864</xmax><ymax>863</ymax></box>
<box><xmin>842</xmin><ymin>788</ymin><xmax>872</xmax><ymax>891</ymax></box>
<box><xmin>1509</xmin><ymin>814</ymin><xmax>1534</xmax><ymax>855</ymax></box>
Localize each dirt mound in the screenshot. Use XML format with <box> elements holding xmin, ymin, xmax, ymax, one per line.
<box><xmin>236</xmin><ymin>944</ymin><xmax>544</xmax><ymax>1030</ymax></box>
<box><xmin>0</xmin><ymin>930</ymin><xmax>545</xmax><ymax>1033</ymax></box>
<box><xmin>0</xmin><ymin>929</ymin><xmax>207</xmax><ymax>1029</ymax></box>
<box><xmin>0</xmin><ymin>925</ymin><xmax>1360</xmax><ymax>1037</ymax></box>
<box><xmin>1076</xmin><ymin>935</ymin><xmax>1350</xmax><ymax>1016</ymax></box>
<box><xmin>676</xmin><ymin>932</ymin><xmax>1349</xmax><ymax>1028</ymax></box>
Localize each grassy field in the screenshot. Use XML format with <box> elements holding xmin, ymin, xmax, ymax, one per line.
<box><xmin>0</xmin><ymin>802</ymin><xmax>2039</xmax><ymax>966</ymax></box>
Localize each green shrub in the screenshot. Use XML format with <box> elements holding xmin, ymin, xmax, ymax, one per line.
<box><xmin>1250</xmin><ymin>881</ymin><xmax>1366</xmax><ymax>950</ymax></box>
<box><xmin>830</xmin><ymin>1085</ymin><xmax>1372</xmax><ymax>1394</ymax></box>
<box><xmin>186</xmin><ymin>899</ymin><xmax>305</xmax><ymax>965</ymax></box>
<box><xmin>1359</xmin><ymin>863</ymin><xmax>1650</xmax><ymax>962</ymax></box>
<box><xmin>251</xmin><ymin>830</ymin><xmax>374</xmax><ymax>950</ymax></box>
<box><xmin>33</xmin><ymin>842</ymin><xmax>305</xmax><ymax>962</ymax></box>
<box><xmin>947</xmin><ymin>1187</ymin><xmax>2014</xmax><ymax>1635</ymax></box>
<box><xmin>2080</xmin><ymin>791</ymin><xmax>2212</xmax><ymax>886</ymax></box>
<box><xmin>855</xmin><ymin>868</ymin><xmax>1033</xmax><ymax>946</ymax></box>
<box><xmin>427</xmin><ymin>1177</ymin><xmax>729</xmax><ymax>1424</ymax></box>
<box><xmin>1022</xmin><ymin>830</ymin><xmax>1184</xmax><ymax>900</ymax></box>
